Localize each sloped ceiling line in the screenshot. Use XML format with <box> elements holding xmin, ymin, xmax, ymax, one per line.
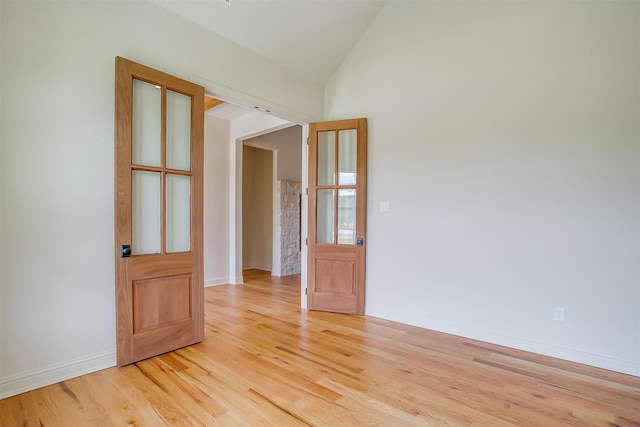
<box><xmin>150</xmin><ymin>0</ymin><xmax>387</xmax><ymax>84</ymax></box>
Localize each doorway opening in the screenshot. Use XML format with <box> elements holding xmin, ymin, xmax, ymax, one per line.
<box><xmin>243</xmin><ymin>126</ymin><xmax>303</xmax><ymax>277</ymax></box>
<box><xmin>202</xmin><ymin>95</ymin><xmax>308</xmax><ymax>308</ymax></box>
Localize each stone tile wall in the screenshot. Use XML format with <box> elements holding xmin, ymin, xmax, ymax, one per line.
<box><xmin>278</xmin><ymin>180</ymin><xmax>302</xmax><ymax>276</ymax></box>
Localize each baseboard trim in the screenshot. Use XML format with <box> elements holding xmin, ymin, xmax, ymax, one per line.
<box><xmin>243</xmin><ymin>264</ymin><xmax>272</xmax><ymax>272</ymax></box>
<box><xmin>366</xmin><ymin>307</ymin><xmax>640</xmax><ymax>378</ymax></box>
<box><xmin>204</xmin><ymin>277</ymin><xmax>229</xmax><ymax>287</ymax></box>
<box><xmin>0</xmin><ymin>350</ymin><xmax>116</xmax><ymax>399</ymax></box>
<box><xmin>230</xmin><ymin>274</ymin><xmax>244</xmax><ymax>285</ymax></box>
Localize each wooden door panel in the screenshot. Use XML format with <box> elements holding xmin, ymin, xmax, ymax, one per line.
<box><xmin>115</xmin><ymin>57</ymin><xmax>204</xmax><ymax>366</ymax></box>
<box><xmin>308</xmin><ymin>118</ymin><xmax>367</xmax><ymax>315</ymax></box>
<box><xmin>310</xmin><ymin>294</ymin><xmax>358</xmax><ymax>314</ymax></box>
<box><xmin>312</xmin><ymin>256</ymin><xmax>359</xmax><ymax>313</ymax></box>
<box><xmin>129</xmin><ymin>252</ymin><xmax>193</xmax><ymax>279</ymax></box>
<box><xmin>128</xmin><ymin>319</ymin><xmax>195</xmax><ymax>362</ymax></box>
<box><xmin>133</xmin><ymin>275</ymin><xmax>191</xmax><ymax>333</ymax></box>
<box><xmin>315</xmin><ymin>259</ymin><xmax>356</xmax><ymax>294</ymax></box>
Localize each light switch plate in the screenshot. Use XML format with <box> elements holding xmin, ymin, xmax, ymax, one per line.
<box><xmin>380</xmin><ymin>201</ymin><xmax>390</xmax><ymax>212</ymax></box>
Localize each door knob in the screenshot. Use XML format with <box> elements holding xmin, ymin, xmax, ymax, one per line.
<box><xmin>120</xmin><ymin>244</ymin><xmax>131</xmax><ymax>258</ymax></box>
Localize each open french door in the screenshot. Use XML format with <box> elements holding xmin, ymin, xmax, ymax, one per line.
<box><xmin>307</xmin><ymin>118</ymin><xmax>367</xmax><ymax>315</ymax></box>
<box><xmin>114</xmin><ymin>57</ymin><xmax>204</xmax><ymax>366</ymax></box>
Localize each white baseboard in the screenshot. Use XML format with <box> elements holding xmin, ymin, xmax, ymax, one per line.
<box><xmin>242</xmin><ymin>264</ymin><xmax>271</xmax><ymax>272</ymax></box>
<box><xmin>366</xmin><ymin>307</ymin><xmax>640</xmax><ymax>378</ymax></box>
<box><xmin>204</xmin><ymin>276</ymin><xmax>229</xmax><ymax>287</ymax></box>
<box><xmin>0</xmin><ymin>350</ymin><xmax>116</xmax><ymax>399</ymax></box>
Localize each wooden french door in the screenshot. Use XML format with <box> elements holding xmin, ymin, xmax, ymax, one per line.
<box><xmin>308</xmin><ymin>118</ymin><xmax>367</xmax><ymax>315</ymax></box>
<box><xmin>114</xmin><ymin>57</ymin><xmax>204</xmax><ymax>366</ymax></box>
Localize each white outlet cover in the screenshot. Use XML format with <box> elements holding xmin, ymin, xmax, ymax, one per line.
<box><xmin>380</xmin><ymin>201</ymin><xmax>390</xmax><ymax>212</ymax></box>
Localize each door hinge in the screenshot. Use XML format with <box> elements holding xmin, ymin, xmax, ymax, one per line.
<box><xmin>306</xmin><ymin>187</ymin><xmax>308</xmax><ymax>195</ymax></box>
<box><xmin>306</xmin><ymin>137</ymin><xmax>309</xmax><ymax>145</ymax></box>
<box><xmin>305</xmin><ymin>238</ymin><xmax>308</xmax><ymax>246</ymax></box>
<box><xmin>305</xmin><ymin>288</ymin><xmax>308</xmax><ymax>295</ymax></box>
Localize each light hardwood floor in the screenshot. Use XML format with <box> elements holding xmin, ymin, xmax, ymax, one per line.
<box><xmin>2</xmin><ymin>269</ymin><xmax>639</xmax><ymax>426</ymax></box>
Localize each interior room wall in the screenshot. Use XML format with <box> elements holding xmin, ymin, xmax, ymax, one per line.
<box><xmin>242</xmin><ymin>146</ymin><xmax>273</xmax><ymax>271</ymax></box>
<box><xmin>204</xmin><ymin>114</ymin><xmax>230</xmax><ymax>286</ymax></box>
<box><xmin>245</xmin><ymin>125</ymin><xmax>303</xmax><ymax>181</ymax></box>
<box><xmin>0</xmin><ymin>0</ymin><xmax>322</xmax><ymax>398</ymax></box>
<box><xmin>325</xmin><ymin>1</ymin><xmax>640</xmax><ymax>376</ymax></box>
<box><xmin>0</xmin><ymin>0</ymin><xmax>3</xmax><ymax>320</ymax></box>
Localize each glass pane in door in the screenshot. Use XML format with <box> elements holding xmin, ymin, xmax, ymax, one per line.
<box><xmin>316</xmin><ymin>189</ymin><xmax>335</xmax><ymax>244</ymax></box>
<box><xmin>132</xmin><ymin>80</ymin><xmax>161</xmax><ymax>167</ymax></box>
<box><xmin>132</xmin><ymin>170</ymin><xmax>161</xmax><ymax>255</ymax></box>
<box><xmin>317</xmin><ymin>131</ymin><xmax>335</xmax><ymax>186</ymax></box>
<box><xmin>166</xmin><ymin>174</ymin><xmax>191</xmax><ymax>253</ymax></box>
<box><xmin>166</xmin><ymin>90</ymin><xmax>191</xmax><ymax>171</ymax></box>
<box><xmin>338</xmin><ymin>129</ymin><xmax>357</xmax><ymax>185</ymax></box>
<box><xmin>338</xmin><ymin>189</ymin><xmax>356</xmax><ymax>245</ymax></box>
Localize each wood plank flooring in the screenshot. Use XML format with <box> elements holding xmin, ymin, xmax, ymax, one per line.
<box><xmin>2</xmin><ymin>269</ymin><xmax>639</xmax><ymax>426</ymax></box>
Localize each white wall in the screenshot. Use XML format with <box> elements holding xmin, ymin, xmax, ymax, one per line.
<box><xmin>0</xmin><ymin>2</ymin><xmax>4</xmax><ymax>340</ymax></box>
<box><xmin>326</xmin><ymin>1</ymin><xmax>640</xmax><ymax>376</ymax></box>
<box><xmin>0</xmin><ymin>0</ymin><xmax>322</xmax><ymax>398</ymax></box>
<box><xmin>204</xmin><ymin>115</ymin><xmax>230</xmax><ymax>286</ymax></box>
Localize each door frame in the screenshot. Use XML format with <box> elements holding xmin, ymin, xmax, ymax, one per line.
<box><xmin>191</xmin><ymin>75</ymin><xmax>312</xmax><ymax>307</ymax></box>
<box><xmin>231</xmin><ymin>123</ymin><xmax>308</xmax><ymax>308</ymax></box>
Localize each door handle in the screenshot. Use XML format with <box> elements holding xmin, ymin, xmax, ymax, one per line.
<box><xmin>120</xmin><ymin>244</ymin><xmax>131</xmax><ymax>258</ymax></box>
<box><xmin>356</xmin><ymin>237</ymin><xmax>364</xmax><ymax>247</ymax></box>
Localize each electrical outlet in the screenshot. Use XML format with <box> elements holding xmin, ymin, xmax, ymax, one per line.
<box><xmin>553</xmin><ymin>306</ymin><xmax>565</xmax><ymax>322</ymax></box>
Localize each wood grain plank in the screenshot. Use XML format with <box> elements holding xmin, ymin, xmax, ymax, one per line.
<box><xmin>204</xmin><ymin>96</ymin><xmax>224</xmax><ymax>111</ymax></box>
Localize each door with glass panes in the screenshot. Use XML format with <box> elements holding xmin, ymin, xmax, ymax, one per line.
<box><xmin>308</xmin><ymin>118</ymin><xmax>367</xmax><ymax>314</ymax></box>
<box><xmin>114</xmin><ymin>57</ymin><xmax>204</xmax><ymax>366</ymax></box>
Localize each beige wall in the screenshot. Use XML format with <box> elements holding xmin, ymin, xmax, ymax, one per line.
<box><xmin>242</xmin><ymin>146</ymin><xmax>273</xmax><ymax>271</ymax></box>
<box><xmin>245</xmin><ymin>126</ymin><xmax>303</xmax><ymax>182</ymax></box>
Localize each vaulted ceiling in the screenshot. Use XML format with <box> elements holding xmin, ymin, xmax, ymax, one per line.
<box><xmin>150</xmin><ymin>0</ymin><xmax>387</xmax><ymax>84</ymax></box>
